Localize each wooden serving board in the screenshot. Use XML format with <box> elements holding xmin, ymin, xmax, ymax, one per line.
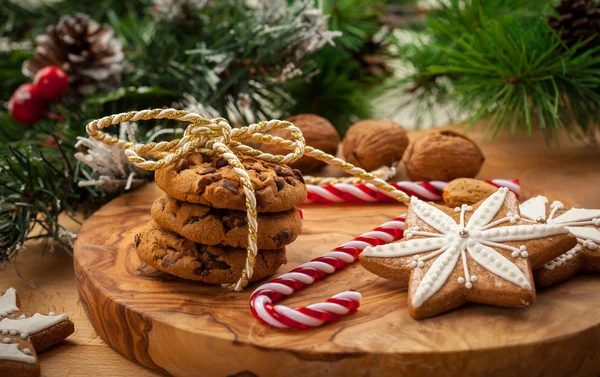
<box><xmin>74</xmin><ymin>182</ymin><xmax>600</xmax><ymax>377</ymax></box>
<box><xmin>74</xmin><ymin>129</ymin><xmax>600</xmax><ymax>377</ymax></box>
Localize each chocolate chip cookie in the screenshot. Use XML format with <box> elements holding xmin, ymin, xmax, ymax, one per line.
<box><xmin>151</xmin><ymin>195</ymin><xmax>301</xmax><ymax>249</ymax></box>
<box><xmin>154</xmin><ymin>153</ymin><xmax>307</xmax><ymax>212</ymax></box>
<box><xmin>135</xmin><ymin>221</ymin><xmax>287</xmax><ymax>284</ymax></box>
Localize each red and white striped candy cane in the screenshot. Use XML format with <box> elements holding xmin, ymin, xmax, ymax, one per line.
<box><xmin>303</xmin><ymin>179</ymin><xmax>519</xmax><ymax>205</ymax></box>
<box><xmin>249</xmin><ymin>215</ymin><xmax>406</xmax><ymax>329</ymax></box>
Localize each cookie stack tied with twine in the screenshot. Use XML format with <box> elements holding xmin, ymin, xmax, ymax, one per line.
<box><xmin>85</xmin><ymin>109</ymin><xmax>410</xmax><ymax>291</ymax></box>
<box><xmin>138</xmin><ymin>155</ymin><xmax>304</xmax><ymax>285</ymax></box>
<box><xmin>141</xmin><ymin>149</ymin><xmax>307</xmax><ymax>286</ymax></box>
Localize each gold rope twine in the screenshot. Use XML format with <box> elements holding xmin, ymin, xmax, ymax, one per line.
<box><xmin>86</xmin><ymin>108</ymin><xmax>410</xmax><ymax>291</ymax></box>
<box><xmin>302</xmin><ymin>165</ymin><xmax>398</xmax><ymax>185</ymax></box>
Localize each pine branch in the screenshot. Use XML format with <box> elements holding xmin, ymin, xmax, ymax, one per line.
<box><xmin>1</xmin><ymin>0</ymin><xmax>153</xmax><ymax>39</ymax></box>
<box><xmin>0</xmin><ymin>100</ymin><xmax>155</xmax><ymax>265</ymax></box>
<box><xmin>0</xmin><ymin>0</ymin><xmax>381</xmax><ymax>268</ymax></box>
<box><xmin>0</xmin><ymin>141</ymin><xmax>80</xmax><ymax>265</ymax></box>
<box><xmin>3</xmin><ymin>0</ymin><xmax>342</xmax><ymax>125</ymax></box>
<box><xmin>108</xmin><ymin>0</ymin><xmax>339</xmax><ymax>123</ymax></box>
<box><xmin>389</xmin><ymin>0</ymin><xmax>600</xmax><ymax>142</ymax></box>
<box><xmin>323</xmin><ymin>0</ymin><xmax>380</xmax><ymax>53</ymax></box>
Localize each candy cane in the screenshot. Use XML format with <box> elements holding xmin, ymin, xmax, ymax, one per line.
<box><xmin>303</xmin><ymin>179</ymin><xmax>519</xmax><ymax>205</ymax></box>
<box><xmin>249</xmin><ymin>215</ymin><xmax>406</xmax><ymax>329</ymax></box>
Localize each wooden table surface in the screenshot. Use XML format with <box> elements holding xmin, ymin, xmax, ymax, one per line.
<box><xmin>1</xmin><ymin>128</ymin><xmax>599</xmax><ymax>377</ymax></box>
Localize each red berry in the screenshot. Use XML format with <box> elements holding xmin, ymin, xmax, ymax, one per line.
<box><xmin>8</xmin><ymin>84</ymin><xmax>48</xmax><ymax>125</ymax></box>
<box><xmin>34</xmin><ymin>66</ymin><xmax>69</xmax><ymax>100</ymax></box>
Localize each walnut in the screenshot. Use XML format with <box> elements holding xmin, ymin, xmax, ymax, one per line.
<box><xmin>260</xmin><ymin>114</ymin><xmax>340</xmax><ymax>174</ymax></box>
<box><xmin>402</xmin><ymin>130</ymin><xmax>484</xmax><ymax>181</ymax></box>
<box><xmin>442</xmin><ymin>178</ymin><xmax>498</xmax><ymax>207</ymax></box>
<box><xmin>342</xmin><ymin>120</ymin><xmax>409</xmax><ymax>171</ymax></box>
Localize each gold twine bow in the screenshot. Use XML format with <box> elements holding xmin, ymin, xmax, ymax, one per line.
<box><xmin>86</xmin><ymin>108</ymin><xmax>410</xmax><ymax>291</ymax></box>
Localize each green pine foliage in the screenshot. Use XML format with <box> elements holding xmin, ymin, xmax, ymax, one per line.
<box><xmin>0</xmin><ymin>0</ymin><xmax>393</xmax><ymax>264</ymax></box>
<box><xmin>0</xmin><ymin>141</ymin><xmax>79</xmax><ymax>266</ymax></box>
<box><xmin>287</xmin><ymin>46</ymin><xmax>372</xmax><ymax>135</ymax></box>
<box><xmin>389</xmin><ymin>0</ymin><xmax>600</xmax><ymax>142</ymax></box>
<box><xmin>323</xmin><ymin>0</ymin><xmax>379</xmax><ymax>52</ymax></box>
<box><xmin>284</xmin><ymin>0</ymin><xmax>404</xmax><ymax>132</ymax></box>
<box><xmin>1</xmin><ymin>0</ymin><xmax>154</xmax><ymax>39</ymax></box>
<box><xmin>3</xmin><ymin>0</ymin><xmax>342</xmax><ymax>124</ymax></box>
<box><xmin>0</xmin><ymin>104</ymin><xmax>122</xmax><ymax>266</ymax></box>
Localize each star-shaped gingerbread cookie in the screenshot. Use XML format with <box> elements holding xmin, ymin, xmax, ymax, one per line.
<box><xmin>520</xmin><ymin>196</ymin><xmax>600</xmax><ymax>288</ymax></box>
<box><xmin>0</xmin><ymin>288</ymin><xmax>74</xmax><ymax>377</ymax></box>
<box><xmin>360</xmin><ymin>188</ymin><xmax>577</xmax><ymax>319</ymax></box>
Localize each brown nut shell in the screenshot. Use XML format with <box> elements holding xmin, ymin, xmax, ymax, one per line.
<box><xmin>260</xmin><ymin>114</ymin><xmax>340</xmax><ymax>174</ymax></box>
<box><xmin>342</xmin><ymin>119</ymin><xmax>409</xmax><ymax>171</ymax></box>
<box><xmin>442</xmin><ymin>178</ymin><xmax>498</xmax><ymax>207</ymax></box>
<box><xmin>402</xmin><ymin>129</ymin><xmax>484</xmax><ymax>181</ymax></box>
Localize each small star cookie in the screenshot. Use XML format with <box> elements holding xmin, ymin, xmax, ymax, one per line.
<box><xmin>360</xmin><ymin>188</ymin><xmax>577</xmax><ymax>319</ymax></box>
<box><xmin>0</xmin><ymin>288</ymin><xmax>74</xmax><ymax>377</ymax></box>
<box><xmin>520</xmin><ymin>196</ymin><xmax>600</xmax><ymax>288</ymax></box>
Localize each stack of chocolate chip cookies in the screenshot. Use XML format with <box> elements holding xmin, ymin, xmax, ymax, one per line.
<box><xmin>134</xmin><ymin>152</ymin><xmax>307</xmax><ymax>285</ymax></box>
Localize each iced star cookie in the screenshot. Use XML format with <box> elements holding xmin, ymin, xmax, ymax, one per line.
<box><xmin>0</xmin><ymin>288</ymin><xmax>74</xmax><ymax>377</ymax></box>
<box><xmin>135</xmin><ymin>221</ymin><xmax>287</xmax><ymax>284</ymax></box>
<box><xmin>151</xmin><ymin>195</ymin><xmax>302</xmax><ymax>249</ymax></box>
<box><xmin>154</xmin><ymin>152</ymin><xmax>307</xmax><ymax>212</ymax></box>
<box><xmin>520</xmin><ymin>196</ymin><xmax>600</xmax><ymax>288</ymax></box>
<box><xmin>360</xmin><ymin>188</ymin><xmax>577</xmax><ymax>319</ymax></box>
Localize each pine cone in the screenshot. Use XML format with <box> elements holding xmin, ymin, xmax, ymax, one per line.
<box><xmin>22</xmin><ymin>13</ymin><xmax>125</xmax><ymax>96</ymax></box>
<box><xmin>548</xmin><ymin>0</ymin><xmax>600</xmax><ymax>50</ymax></box>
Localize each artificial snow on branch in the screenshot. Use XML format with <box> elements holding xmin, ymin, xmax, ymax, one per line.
<box><xmin>74</xmin><ymin>123</ymin><xmax>148</xmax><ymax>192</ymax></box>
<box><xmin>152</xmin><ymin>0</ymin><xmax>213</xmax><ymax>20</ymax></box>
<box><xmin>182</xmin><ymin>93</ymin><xmax>221</xmax><ymax>119</ymax></box>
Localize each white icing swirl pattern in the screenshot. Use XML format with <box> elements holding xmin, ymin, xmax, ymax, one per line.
<box><xmin>364</xmin><ymin>188</ymin><xmax>569</xmax><ymax>308</ymax></box>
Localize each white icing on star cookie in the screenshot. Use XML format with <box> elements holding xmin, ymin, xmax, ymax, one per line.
<box><xmin>0</xmin><ymin>343</ymin><xmax>36</xmax><ymax>363</ymax></box>
<box><xmin>520</xmin><ymin>196</ymin><xmax>600</xmax><ymax>270</ymax></box>
<box><xmin>0</xmin><ymin>313</ymin><xmax>69</xmax><ymax>336</ymax></box>
<box><xmin>0</xmin><ymin>288</ymin><xmax>19</xmax><ymax>318</ymax></box>
<box><xmin>0</xmin><ymin>288</ymin><xmax>70</xmax><ymax>365</ymax></box>
<box><xmin>543</xmin><ymin>245</ymin><xmax>582</xmax><ymax>270</ymax></box>
<box><xmin>364</xmin><ymin>188</ymin><xmax>569</xmax><ymax>308</ymax></box>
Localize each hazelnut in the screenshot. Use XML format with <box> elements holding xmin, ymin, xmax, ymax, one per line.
<box><xmin>442</xmin><ymin>178</ymin><xmax>498</xmax><ymax>207</ymax></box>
<box><xmin>402</xmin><ymin>130</ymin><xmax>484</xmax><ymax>181</ymax></box>
<box><xmin>260</xmin><ymin>114</ymin><xmax>340</xmax><ymax>174</ymax></box>
<box><xmin>342</xmin><ymin>120</ymin><xmax>409</xmax><ymax>171</ymax></box>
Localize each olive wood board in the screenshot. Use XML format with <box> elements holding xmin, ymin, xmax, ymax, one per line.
<box><xmin>74</xmin><ymin>183</ymin><xmax>600</xmax><ymax>377</ymax></box>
